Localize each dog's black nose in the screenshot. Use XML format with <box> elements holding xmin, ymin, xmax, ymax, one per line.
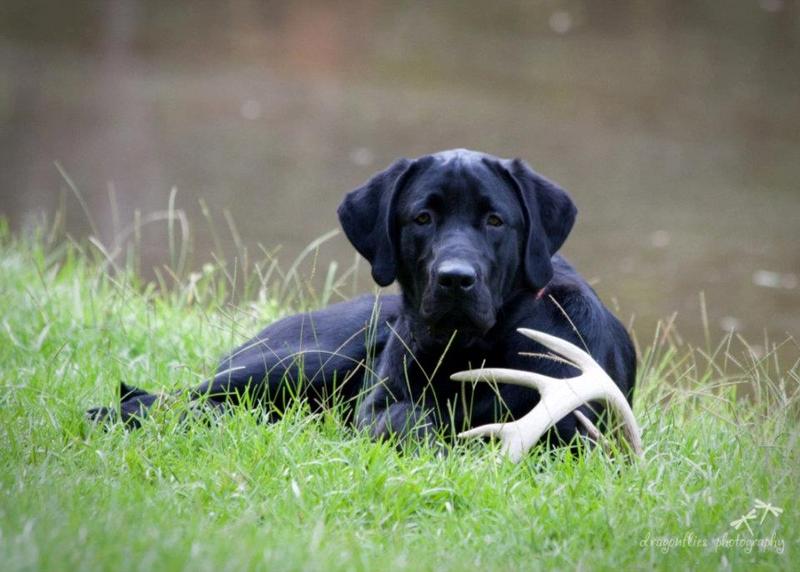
<box><xmin>435</xmin><ymin>260</ymin><xmax>477</xmax><ymax>292</ymax></box>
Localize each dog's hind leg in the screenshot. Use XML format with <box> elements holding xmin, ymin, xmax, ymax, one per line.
<box><xmin>86</xmin><ymin>294</ymin><xmax>399</xmax><ymax>429</ymax></box>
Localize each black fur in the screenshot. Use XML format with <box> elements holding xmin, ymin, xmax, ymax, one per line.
<box><xmin>89</xmin><ymin>149</ymin><xmax>635</xmax><ymax>448</ymax></box>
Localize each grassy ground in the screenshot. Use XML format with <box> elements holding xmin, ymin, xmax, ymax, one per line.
<box><xmin>1</xmin><ymin>220</ymin><xmax>798</xmax><ymax>571</ymax></box>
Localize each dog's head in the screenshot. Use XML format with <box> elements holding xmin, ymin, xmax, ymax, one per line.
<box><xmin>338</xmin><ymin>149</ymin><xmax>576</xmax><ymax>344</ymax></box>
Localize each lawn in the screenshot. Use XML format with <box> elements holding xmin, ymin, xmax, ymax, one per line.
<box><xmin>1</xmin><ymin>220</ymin><xmax>797</xmax><ymax>571</ymax></box>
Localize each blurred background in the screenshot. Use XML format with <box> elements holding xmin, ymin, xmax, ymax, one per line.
<box><xmin>1</xmin><ymin>0</ymin><xmax>798</xmax><ymax>347</ymax></box>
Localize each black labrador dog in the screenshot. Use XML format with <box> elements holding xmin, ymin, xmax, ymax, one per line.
<box><xmin>90</xmin><ymin>149</ymin><xmax>635</xmax><ymax>447</ymax></box>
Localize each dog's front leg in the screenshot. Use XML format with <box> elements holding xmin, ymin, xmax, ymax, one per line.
<box><xmin>355</xmin><ymin>383</ymin><xmax>438</xmax><ymax>446</ymax></box>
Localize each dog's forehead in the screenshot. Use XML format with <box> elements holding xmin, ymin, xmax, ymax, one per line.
<box><xmin>430</xmin><ymin>148</ymin><xmax>494</xmax><ymax>164</ymax></box>
<box><xmin>404</xmin><ymin>149</ymin><xmax>516</xmax><ymax>207</ymax></box>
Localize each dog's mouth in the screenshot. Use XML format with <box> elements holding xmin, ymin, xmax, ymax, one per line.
<box><xmin>419</xmin><ymin>297</ymin><xmax>496</xmax><ymax>343</ymax></box>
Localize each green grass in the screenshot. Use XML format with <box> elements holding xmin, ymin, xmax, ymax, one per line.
<box><xmin>1</xmin><ymin>219</ymin><xmax>798</xmax><ymax>571</ymax></box>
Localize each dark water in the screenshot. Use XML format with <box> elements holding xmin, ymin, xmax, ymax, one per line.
<box><xmin>1</xmin><ymin>1</ymin><xmax>799</xmax><ymax>349</ymax></box>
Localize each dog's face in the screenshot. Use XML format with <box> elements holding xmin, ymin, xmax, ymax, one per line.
<box><xmin>393</xmin><ymin>155</ymin><xmax>524</xmax><ymax>339</ymax></box>
<box><xmin>338</xmin><ymin>149</ymin><xmax>577</xmax><ymax>344</ymax></box>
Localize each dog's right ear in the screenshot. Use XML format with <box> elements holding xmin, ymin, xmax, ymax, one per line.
<box><xmin>337</xmin><ymin>158</ymin><xmax>416</xmax><ymax>286</ymax></box>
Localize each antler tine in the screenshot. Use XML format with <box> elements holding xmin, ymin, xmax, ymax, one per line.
<box><xmin>605</xmin><ymin>390</ymin><xmax>643</xmax><ymax>455</ymax></box>
<box><xmin>517</xmin><ymin>328</ymin><xmax>597</xmax><ymax>372</ymax></box>
<box><xmin>450</xmin><ymin>368</ymin><xmax>558</xmax><ymax>393</ymax></box>
<box><xmin>451</xmin><ymin>329</ymin><xmax>643</xmax><ymax>461</ymax></box>
<box><xmin>458</xmin><ymin>422</ymin><xmax>503</xmax><ymax>439</ymax></box>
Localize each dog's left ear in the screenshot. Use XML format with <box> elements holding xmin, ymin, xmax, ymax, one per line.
<box><xmin>337</xmin><ymin>158</ymin><xmax>418</xmax><ymax>286</ymax></box>
<box><xmin>504</xmin><ymin>158</ymin><xmax>578</xmax><ymax>290</ymax></box>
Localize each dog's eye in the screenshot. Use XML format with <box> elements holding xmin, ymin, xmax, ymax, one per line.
<box><xmin>414</xmin><ymin>212</ymin><xmax>432</xmax><ymax>225</ymax></box>
<box><xmin>487</xmin><ymin>214</ymin><xmax>504</xmax><ymax>227</ymax></box>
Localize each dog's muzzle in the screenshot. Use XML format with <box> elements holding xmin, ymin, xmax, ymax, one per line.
<box><xmin>420</xmin><ymin>259</ymin><xmax>495</xmax><ymax>337</ymax></box>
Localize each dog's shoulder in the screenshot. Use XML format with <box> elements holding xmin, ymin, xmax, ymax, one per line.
<box><xmin>542</xmin><ymin>255</ymin><xmax>604</xmax><ymax>322</ymax></box>
<box><xmin>504</xmin><ymin>255</ymin><xmax>602</xmax><ymax>328</ymax></box>
<box><xmin>498</xmin><ymin>255</ymin><xmax>634</xmax><ymax>385</ymax></box>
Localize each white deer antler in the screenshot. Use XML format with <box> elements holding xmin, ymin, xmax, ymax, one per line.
<box><xmin>451</xmin><ymin>328</ymin><xmax>643</xmax><ymax>462</ymax></box>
